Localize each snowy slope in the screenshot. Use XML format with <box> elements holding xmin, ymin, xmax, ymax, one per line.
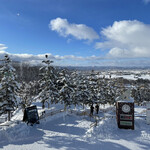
<box><xmin>0</xmin><ymin>103</ymin><xmax>150</xmax><ymax>150</ymax></box>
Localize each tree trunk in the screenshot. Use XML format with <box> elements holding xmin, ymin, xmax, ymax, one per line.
<box><xmin>83</xmin><ymin>103</ymin><xmax>85</xmax><ymax>110</ymax></box>
<box><xmin>42</xmin><ymin>102</ymin><xmax>45</xmax><ymax>109</ymax></box>
<box><xmin>8</xmin><ymin>111</ymin><xmax>11</xmax><ymax>121</ymax></box>
<box><xmin>64</xmin><ymin>104</ymin><xmax>67</xmax><ymax>111</ymax></box>
<box><xmin>48</xmin><ymin>102</ymin><xmax>50</xmax><ymax>109</ymax></box>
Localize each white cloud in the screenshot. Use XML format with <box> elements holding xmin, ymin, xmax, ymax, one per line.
<box><xmin>1</xmin><ymin>43</ymin><xmax>150</xmax><ymax>67</ymax></box>
<box><xmin>143</xmin><ymin>0</ymin><xmax>150</xmax><ymax>4</ymax></box>
<box><xmin>0</xmin><ymin>49</ymin><xmax>106</xmax><ymax>66</ymax></box>
<box><xmin>95</xmin><ymin>20</ymin><xmax>150</xmax><ymax>58</ymax></box>
<box><xmin>49</xmin><ymin>17</ymin><xmax>99</xmax><ymax>41</ymax></box>
<box><xmin>0</xmin><ymin>44</ymin><xmax>8</xmax><ymax>51</ymax></box>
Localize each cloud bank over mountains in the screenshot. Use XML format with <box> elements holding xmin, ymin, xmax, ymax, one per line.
<box><xmin>0</xmin><ymin>49</ymin><xmax>105</xmax><ymax>66</ymax></box>
<box><xmin>1</xmin><ymin>47</ymin><xmax>150</xmax><ymax>67</ymax></box>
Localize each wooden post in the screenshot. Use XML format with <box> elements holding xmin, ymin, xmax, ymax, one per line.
<box><xmin>8</xmin><ymin>111</ymin><xmax>11</xmax><ymax>121</ymax></box>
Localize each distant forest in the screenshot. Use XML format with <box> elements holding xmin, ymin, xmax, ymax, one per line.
<box><xmin>0</xmin><ymin>62</ymin><xmax>61</xmax><ymax>83</ymax></box>
<box><xmin>1</xmin><ymin>61</ymin><xmax>150</xmax><ymax>84</ymax></box>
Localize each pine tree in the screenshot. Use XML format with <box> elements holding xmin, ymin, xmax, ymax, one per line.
<box><xmin>132</xmin><ymin>85</ymin><xmax>150</xmax><ymax>105</ymax></box>
<box><xmin>37</xmin><ymin>55</ymin><xmax>58</xmax><ymax>109</ymax></box>
<box><xmin>87</xmin><ymin>70</ymin><xmax>99</xmax><ymax>105</ymax></box>
<box><xmin>70</xmin><ymin>71</ymin><xmax>81</xmax><ymax>108</ymax></box>
<box><xmin>74</xmin><ymin>72</ymin><xmax>90</xmax><ymax>109</ymax></box>
<box><xmin>0</xmin><ymin>55</ymin><xmax>20</xmax><ymax>121</ymax></box>
<box><xmin>19</xmin><ymin>81</ymin><xmax>33</xmax><ymax>110</ymax></box>
<box><xmin>59</xmin><ymin>69</ymin><xmax>74</xmax><ymax>110</ymax></box>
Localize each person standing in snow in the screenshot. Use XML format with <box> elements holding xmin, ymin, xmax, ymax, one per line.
<box><xmin>95</xmin><ymin>103</ymin><xmax>99</xmax><ymax>114</ymax></box>
<box><xmin>90</xmin><ymin>104</ymin><xmax>94</xmax><ymax>115</ymax></box>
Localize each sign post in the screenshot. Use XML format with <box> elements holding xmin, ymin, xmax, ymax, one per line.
<box><xmin>116</xmin><ymin>87</ymin><xmax>134</xmax><ymax>130</ymax></box>
<box><xmin>116</xmin><ymin>101</ymin><xmax>134</xmax><ymax>130</ymax></box>
<box><xmin>146</xmin><ymin>102</ymin><xmax>150</xmax><ymax>124</ymax></box>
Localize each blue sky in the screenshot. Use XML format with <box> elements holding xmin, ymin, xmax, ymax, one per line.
<box><xmin>1</xmin><ymin>0</ymin><xmax>150</xmax><ymax>66</ymax></box>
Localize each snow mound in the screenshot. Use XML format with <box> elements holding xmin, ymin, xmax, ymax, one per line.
<box><xmin>0</xmin><ymin>122</ymin><xmax>30</xmax><ymax>143</ymax></box>
<box><xmin>86</xmin><ymin>117</ymin><xmax>118</xmax><ymax>140</ymax></box>
<box><xmin>86</xmin><ymin>116</ymin><xmax>150</xmax><ymax>145</ymax></box>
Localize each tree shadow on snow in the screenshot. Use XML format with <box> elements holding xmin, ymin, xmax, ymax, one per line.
<box><xmin>44</xmin><ymin>135</ymin><xmax>130</xmax><ymax>150</ymax></box>
<box><xmin>40</xmin><ymin>115</ymin><xmax>150</xmax><ymax>150</ymax></box>
<box><xmin>39</xmin><ymin>114</ymin><xmax>86</xmax><ymax>136</ymax></box>
<box><xmin>39</xmin><ymin>115</ymin><xmax>130</xmax><ymax>150</ymax></box>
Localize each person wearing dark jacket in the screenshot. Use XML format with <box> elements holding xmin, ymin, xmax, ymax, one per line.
<box><xmin>90</xmin><ymin>104</ymin><xmax>94</xmax><ymax>115</ymax></box>
<box><xmin>95</xmin><ymin>103</ymin><xmax>99</xmax><ymax>114</ymax></box>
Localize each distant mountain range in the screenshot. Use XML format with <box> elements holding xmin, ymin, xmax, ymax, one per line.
<box><xmin>1</xmin><ymin>60</ymin><xmax>150</xmax><ymax>71</ymax></box>
<box><xmin>60</xmin><ymin>66</ymin><xmax>150</xmax><ymax>71</ymax></box>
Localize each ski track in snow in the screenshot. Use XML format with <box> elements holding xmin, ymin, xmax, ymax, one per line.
<box><xmin>0</xmin><ymin>103</ymin><xmax>150</xmax><ymax>150</ymax></box>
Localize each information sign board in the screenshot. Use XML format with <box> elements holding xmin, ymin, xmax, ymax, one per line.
<box><xmin>116</xmin><ymin>102</ymin><xmax>134</xmax><ymax>130</ymax></box>
<box><xmin>23</xmin><ymin>105</ymin><xmax>39</xmax><ymax>125</ymax></box>
<box><xmin>146</xmin><ymin>102</ymin><xmax>150</xmax><ymax>124</ymax></box>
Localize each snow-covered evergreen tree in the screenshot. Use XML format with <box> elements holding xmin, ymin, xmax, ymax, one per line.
<box><xmin>59</xmin><ymin>69</ymin><xmax>74</xmax><ymax>110</ymax></box>
<box><xmin>37</xmin><ymin>55</ymin><xmax>58</xmax><ymax>109</ymax></box>
<box><xmin>70</xmin><ymin>71</ymin><xmax>81</xmax><ymax>108</ymax></box>
<box><xmin>132</xmin><ymin>84</ymin><xmax>150</xmax><ymax>105</ymax></box>
<box><xmin>0</xmin><ymin>55</ymin><xmax>20</xmax><ymax>120</ymax></box>
<box><xmin>96</xmin><ymin>78</ymin><xmax>108</xmax><ymax>105</ymax></box>
<box><xmin>74</xmin><ymin>72</ymin><xmax>90</xmax><ymax>108</ymax></box>
<box><xmin>19</xmin><ymin>81</ymin><xmax>34</xmax><ymax>109</ymax></box>
<box><xmin>87</xmin><ymin>70</ymin><xmax>99</xmax><ymax>104</ymax></box>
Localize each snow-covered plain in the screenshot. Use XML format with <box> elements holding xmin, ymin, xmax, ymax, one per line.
<box><xmin>0</xmin><ymin>102</ymin><xmax>150</xmax><ymax>150</ymax></box>
<box><xmin>98</xmin><ymin>71</ymin><xmax>150</xmax><ymax>80</ymax></box>
<box><xmin>111</xmin><ymin>74</ymin><xmax>150</xmax><ymax>80</ymax></box>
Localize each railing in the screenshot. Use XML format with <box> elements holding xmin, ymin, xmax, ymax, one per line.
<box><xmin>39</xmin><ymin>109</ymin><xmax>64</xmax><ymax>119</ymax></box>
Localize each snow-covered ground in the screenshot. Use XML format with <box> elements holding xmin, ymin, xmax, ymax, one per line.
<box><xmin>102</xmin><ymin>74</ymin><xmax>150</xmax><ymax>80</ymax></box>
<box><xmin>0</xmin><ymin>103</ymin><xmax>150</xmax><ymax>150</ymax></box>
<box><xmin>98</xmin><ymin>71</ymin><xmax>150</xmax><ymax>80</ymax></box>
<box><xmin>111</xmin><ymin>74</ymin><xmax>150</xmax><ymax>80</ymax></box>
